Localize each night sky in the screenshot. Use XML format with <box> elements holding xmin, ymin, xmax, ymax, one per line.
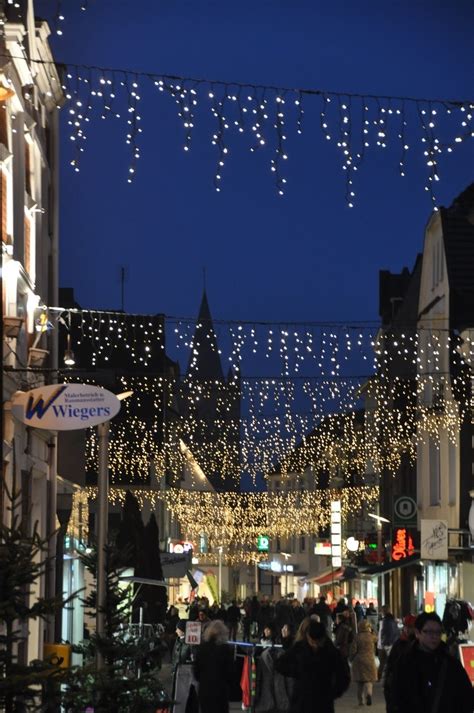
<box><xmin>41</xmin><ymin>0</ymin><xmax>474</xmax><ymax>327</ymax></box>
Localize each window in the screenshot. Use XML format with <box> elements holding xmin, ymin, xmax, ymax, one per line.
<box><xmin>429</xmin><ymin>437</ymin><xmax>441</xmax><ymax>506</ymax></box>
<box><xmin>448</xmin><ymin>441</ymin><xmax>456</xmax><ymax>506</ymax></box>
<box><xmin>0</xmin><ymin>107</ymin><xmax>8</xmax><ymax>148</ymax></box>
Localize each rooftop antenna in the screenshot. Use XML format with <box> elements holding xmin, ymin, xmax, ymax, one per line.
<box><xmin>202</xmin><ymin>266</ymin><xmax>207</xmax><ymax>293</ymax></box>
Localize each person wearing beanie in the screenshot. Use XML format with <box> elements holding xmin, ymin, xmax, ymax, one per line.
<box><xmin>171</xmin><ymin>619</ymin><xmax>192</xmax><ymax>671</ymax></box>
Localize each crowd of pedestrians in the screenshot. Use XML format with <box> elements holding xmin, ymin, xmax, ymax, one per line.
<box><xmin>162</xmin><ymin>594</ymin><xmax>473</xmax><ymax>713</ymax></box>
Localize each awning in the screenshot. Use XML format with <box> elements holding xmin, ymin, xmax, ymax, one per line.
<box><xmin>310</xmin><ymin>566</ymin><xmax>370</xmax><ymax>585</ymax></box>
<box><xmin>360</xmin><ymin>554</ymin><xmax>420</xmax><ymax>576</ymax></box>
<box><xmin>311</xmin><ymin>567</ymin><xmax>345</xmax><ymax>585</ymax></box>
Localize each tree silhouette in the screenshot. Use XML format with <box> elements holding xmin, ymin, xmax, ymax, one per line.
<box><xmin>0</xmin><ymin>477</ymin><xmax>74</xmax><ymax>712</ymax></box>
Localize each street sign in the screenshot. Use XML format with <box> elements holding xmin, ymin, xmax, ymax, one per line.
<box><xmin>257</xmin><ymin>535</ymin><xmax>270</xmax><ymax>552</ymax></box>
<box><xmin>393</xmin><ymin>496</ymin><xmax>417</xmax><ymax>527</ymax></box>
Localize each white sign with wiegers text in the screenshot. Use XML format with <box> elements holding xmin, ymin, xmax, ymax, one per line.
<box><xmin>12</xmin><ymin>384</ymin><xmax>121</xmax><ymax>430</ymax></box>
<box><xmin>185</xmin><ymin>621</ymin><xmax>202</xmax><ymax>645</ymax></box>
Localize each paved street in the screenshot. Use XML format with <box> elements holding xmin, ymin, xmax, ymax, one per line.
<box><xmin>164</xmin><ymin>681</ymin><xmax>386</xmax><ymax>711</ymax></box>
<box><xmin>228</xmin><ymin>681</ymin><xmax>386</xmax><ymax>711</ymax></box>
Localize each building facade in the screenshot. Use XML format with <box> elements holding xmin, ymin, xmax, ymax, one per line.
<box><xmin>1</xmin><ymin>0</ymin><xmax>64</xmax><ymax>659</ymax></box>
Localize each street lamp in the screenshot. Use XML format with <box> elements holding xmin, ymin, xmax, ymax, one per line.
<box><xmin>281</xmin><ymin>552</ymin><xmax>291</xmax><ymax>597</ymax></box>
<box><xmin>218</xmin><ymin>546</ymin><xmax>223</xmax><ymax>604</ymax></box>
<box><xmin>368</xmin><ymin>512</ymin><xmax>390</xmax><ymax>609</ymax></box>
<box><xmin>368</xmin><ymin>513</ymin><xmax>390</xmax><ymax>564</ymax></box>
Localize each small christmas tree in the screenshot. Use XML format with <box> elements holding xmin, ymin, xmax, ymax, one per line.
<box><xmin>0</xmin><ymin>476</ymin><xmax>72</xmax><ymax>713</ymax></box>
<box><xmin>63</xmin><ymin>542</ymin><xmax>170</xmax><ymax>713</ymax></box>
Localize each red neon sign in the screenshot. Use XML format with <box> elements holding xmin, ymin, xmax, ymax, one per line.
<box><xmin>391</xmin><ymin>528</ymin><xmax>415</xmax><ymax>561</ymax></box>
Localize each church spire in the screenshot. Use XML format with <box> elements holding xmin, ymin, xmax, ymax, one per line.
<box><xmin>186</xmin><ymin>290</ymin><xmax>224</xmax><ymax>380</ymax></box>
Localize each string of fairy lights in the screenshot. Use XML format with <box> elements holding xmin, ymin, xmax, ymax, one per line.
<box><xmin>85</xmin><ymin>485</ymin><xmax>380</xmax><ymax>564</ymax></box>
<box><xmin>49</xmin><ymin>64</ymin><xmax>474</xmax><ymax>204</ymax></box>
<box><xmin>42</xmin><ymin>305</ymin><xmax>474</xmax><ymax>377</ymax></box>
<box><xmin>38</xmin><ymin>305</ymin><xmax>474</xmax><ymax>486</ymax></box>
<box><xmin>1</xmin><ymin>45</ymin><xmax>473</xmax><ymax>202</ymax></box>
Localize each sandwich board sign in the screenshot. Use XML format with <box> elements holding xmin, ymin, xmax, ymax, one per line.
<box><xmin>12</xmin><ymin>384</ymin><xmax>121</xmax><ymax>430</ymax></box>
<box><xmin>185</xmin><ymin>621</ymin><xmax>202</xmax><ymax>645</ymax></box>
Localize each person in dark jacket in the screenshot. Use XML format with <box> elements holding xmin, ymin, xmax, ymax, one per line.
<box><xmin>393</xmin><ymin>611</ymin><xmax>473</xmax><ymax>713</ymax></box>
<box><xmin>171</xmin><ymin>619</ymin><xmax>192</xmax><ymax>671</ymax></box>
<box><xmin>384</xmin><ymin>614</ymin><xmax>417</xmax><ymax>713</ymax></box>
<box><xmin>377</xmin><ymin>608</ymin><xmax>399</xmax><ymax>681</ymax></box>
<box><xmin>310</xmin><ymin>596</ymin><xmax>333</xmax><ymax>636</ymax></box>
<box><xmin>275</xmin><ymin>620</ymin><xmax>350</xmax><ymax>713</ymax></box>
<box><xmin>226</xmin><ymin>600</ymin><xmax>242</xmax><ymax>641</ymax></box>
<box><xmin>255</xmin><ymin>645</ymin><xmax>294</xmax><ymax>713</ymax></box>
<box><xmin>334</xmin><ymin>608</ymin><xmax>354</xmax><ymax>660</ymax></box>
<box><xmin>193</xmin><ymin>619</ymin><xmax>235</xmax><ymax>713</ymax></box>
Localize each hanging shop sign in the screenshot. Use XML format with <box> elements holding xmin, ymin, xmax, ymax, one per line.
<box><xmin>331</xmin><ymin>500</ymin><xmax>342</xmax><ymax>568</ymax></box>
<box><xmin>169</xmin><ymin>540</ymin><xmax>194</xmax><ymax>554</ymax></box>
<box><xmin>391</xmin><ymin>528</ymin><xmax>416</xmax><ymax>561</ymax></box>
<box><xmin>257</xmin><ymin>535</ymin><xmax>270</xmax><ymax>552</ymax></box>
<box><xmin>420</xmin><ymin>519</ymin><xmax>448</xmax><ymax>561</ymax></box>
<box><xmin>393</xmin><ymin>496</ymin><xmax>417</xmax><ymax>527</ymax></box>
<box><xmin>12</xmin><ymin>384</ymin><xmax>121</xmax><ymax>430</ymax></box>
<box><xmin>314</xmin><ymin>541</ymin><xmax>332</xmax><ymax>555</ymax></box>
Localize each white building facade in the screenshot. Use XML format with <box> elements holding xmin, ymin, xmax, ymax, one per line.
<box><xmin>2</xmin><ymin>0</ymin><xmax>64</xmax><ymax>660</ymax></box>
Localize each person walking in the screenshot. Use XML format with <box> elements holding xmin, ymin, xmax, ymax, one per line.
<box><xmin>255</xmin><ymin>629</ymin><xmax>294</xmax><ymax>713</ymax></box>
<box><xmin>393</xmin><ymin>611</ymin><xmax>473</xmax><ymax>713</ymax></box>
<box><xmin>354</xmin><ymin>600</ymin><xmax>365</xmax><ymax>623</ymax></box>
<box><xmin>350</xmin><ymin>619</ymin><xmax>378</xmax><ymax>707</ymax></box>
<box><xmin>311</xmin><ymin>595</ymin><xmax>333</xmax><ymax>637</ymax></box>
<box><xmin>383</xmin><ymin>614</ymin><xmax>417</xmax><ymax>713</ymax></box>
<box><xmin>193</xmin><ymin>619</ymin><xmax>235</xmax><ymax>713</ymax></box>
<box><xmin>275</xmin><ymin>619</ymin><xmax>350</xmax><ymax>713</ymax></box>
<box><xmin>171</xmin><ymin>620</ymin><xmax>196</xmax><ymax>713</ymax></box>
<box><xmin>377</xmin><ymin>608</ymin><xmax>399</xmax><ymax>681</ymax></box>
<box><xmin>226</xmin><ymin>600</ymin><xmax>241</xmax><ymax>641</ymax></box>
<box><xmin>171</xmin><ymin>620</ymin><xmax>192</xmax><ymax>671</ymax></box>
<box><xmin>334</xmin><ymin>608</ymin><xmax>354</xmax><ymax>660</ymax></box>
<box><xmin>365</xmin><ymin>602</ymin><xmax>378</xmax><ymax>632</ymax></box>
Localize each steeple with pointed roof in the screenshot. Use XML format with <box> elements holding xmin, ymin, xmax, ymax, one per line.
<box><xmin>180</xmin><ymin>290</ymin><xmax>241</xmax><ymax>491</ymax></box>
<box><xmin>186</xmin><ymin>291</ymin><xmax>224</xmax><ymax>380</ymax></box>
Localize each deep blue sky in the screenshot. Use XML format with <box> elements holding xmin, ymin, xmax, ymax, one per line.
<box><xmin>43</xmin><ymin>0</ymin><xmax>474</xmax><ymax>324</ymax></box>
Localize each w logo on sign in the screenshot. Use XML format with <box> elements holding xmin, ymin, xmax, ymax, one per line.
<box><xmin>25</xmin><ymin>385</ymin><xmax>67</xmax><ymax>420</ymax></box>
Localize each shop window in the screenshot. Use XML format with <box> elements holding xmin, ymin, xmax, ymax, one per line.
<box><xmin>0</xmin><ymin>107</ymin><xmax>8</xmax><ymax>148</ymax></box>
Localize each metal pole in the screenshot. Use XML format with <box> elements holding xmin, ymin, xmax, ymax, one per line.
<box><xmin>254</xmin><ymin>561</ymin><xmax>258</xmax><ymax>595</ymax></box>
<box><xmin>96</xmin><ymin>421</ymin><xmax>109</xmax><ymax>668</ymax></box>
<box><xmin>377</xmin><ymin>521</ymin><xmax>384</xmax><ymax>607</ymax></box>
<box><xmin>218</xmin><ymin>547</ymin><xmax>223</xmax><ymax>604</ymax></box>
